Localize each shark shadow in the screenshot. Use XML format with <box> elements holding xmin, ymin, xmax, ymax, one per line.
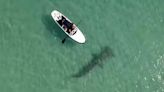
<box><xmin>72</xmin><ymin>46</ymin><xmax>114</xmax><ymax>78</ymax></box>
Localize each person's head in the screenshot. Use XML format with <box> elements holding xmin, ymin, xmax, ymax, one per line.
<box><xmin>62</xmin><ymin>19</ymin><xmax>65</xmax><ymax>23</ymax></box>
<box><xmin>72</xmin><ymin>24</ymin><xmax>76</xmax><ymax>30</ymax></box>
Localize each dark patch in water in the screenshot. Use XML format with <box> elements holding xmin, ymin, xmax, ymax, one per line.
<box><xmin>72</xmin><ymin>46</ymin><xmax>114</xmax><ymax>78</ymax></box>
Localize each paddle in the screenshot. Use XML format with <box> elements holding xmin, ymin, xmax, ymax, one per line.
<box><xmin>62</xmin><ymin>36</ymin><xmax>68</xmax><ymax>44</ymax></box>
<box><xmin>61</xmin><ymin>20</ymin><xmax>82</xmax><ymax>44</ymax></box>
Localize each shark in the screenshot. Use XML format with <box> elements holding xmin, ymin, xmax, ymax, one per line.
<box><xmin>72</xmin><ymin>46</ymin><xmax>114</xmax><ymax>78</ymax></box>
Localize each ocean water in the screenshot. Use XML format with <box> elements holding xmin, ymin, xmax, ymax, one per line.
<box><xmin>0</xmin><ymin>0</ymin><xmax>164</xmax><ymax>92</ymax></box>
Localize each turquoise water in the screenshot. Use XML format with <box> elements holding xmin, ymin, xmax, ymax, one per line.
<box><xmin>0</xmin><ymin>0</ymin><xmax>164</xmax><ymax>92</ymax></box>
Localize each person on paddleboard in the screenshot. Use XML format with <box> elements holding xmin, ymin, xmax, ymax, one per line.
<box><xmin>57</xmin><ymin>16</ymin><xmax>76</xmax><ymax>35</ymax></box>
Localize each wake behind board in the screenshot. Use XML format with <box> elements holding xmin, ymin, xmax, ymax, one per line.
<box><xmin>51</xmin><ymin>10</ymin><xmax>86</xmax><ymax>44</ymax></box>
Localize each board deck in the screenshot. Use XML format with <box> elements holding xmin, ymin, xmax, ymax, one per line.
<box><xmin>51</xmin><ymin>10</ymin><xmax>86</xmax><ymax>44</ymax></box>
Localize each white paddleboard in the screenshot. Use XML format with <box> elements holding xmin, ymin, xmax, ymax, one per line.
<box><xmin>51</xmin><ymin>10</ymin><xmax>86</xmax><ymax>44</ymax></box>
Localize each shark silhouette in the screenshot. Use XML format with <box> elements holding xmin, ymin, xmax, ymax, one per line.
<box><xmin>72</xmin><ymin>46</ymin><xmax>114</xmax><ymax>78</ymax></box>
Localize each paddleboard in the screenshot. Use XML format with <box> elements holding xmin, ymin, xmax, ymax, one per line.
<box><xmin>51</xmin><ymin>10</ymin><xmax>86</xmax><ymax>44</ymax></box>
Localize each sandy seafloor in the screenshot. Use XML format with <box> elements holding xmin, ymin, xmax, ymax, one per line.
<box><xmin>0</xmin><ymin>0</ymin><xmax>164</xmax><ymax>92</ymax></box>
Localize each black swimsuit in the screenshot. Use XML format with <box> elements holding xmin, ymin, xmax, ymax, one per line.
<box><xmin>63</xmin><ymin>19</ymin><xmax>73</xmax><ymax>29</ymax></box>
<box><xmin>57</xmin><ymin>16</ymin><xmax>73</xmax><ymax>33</ymax></box>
